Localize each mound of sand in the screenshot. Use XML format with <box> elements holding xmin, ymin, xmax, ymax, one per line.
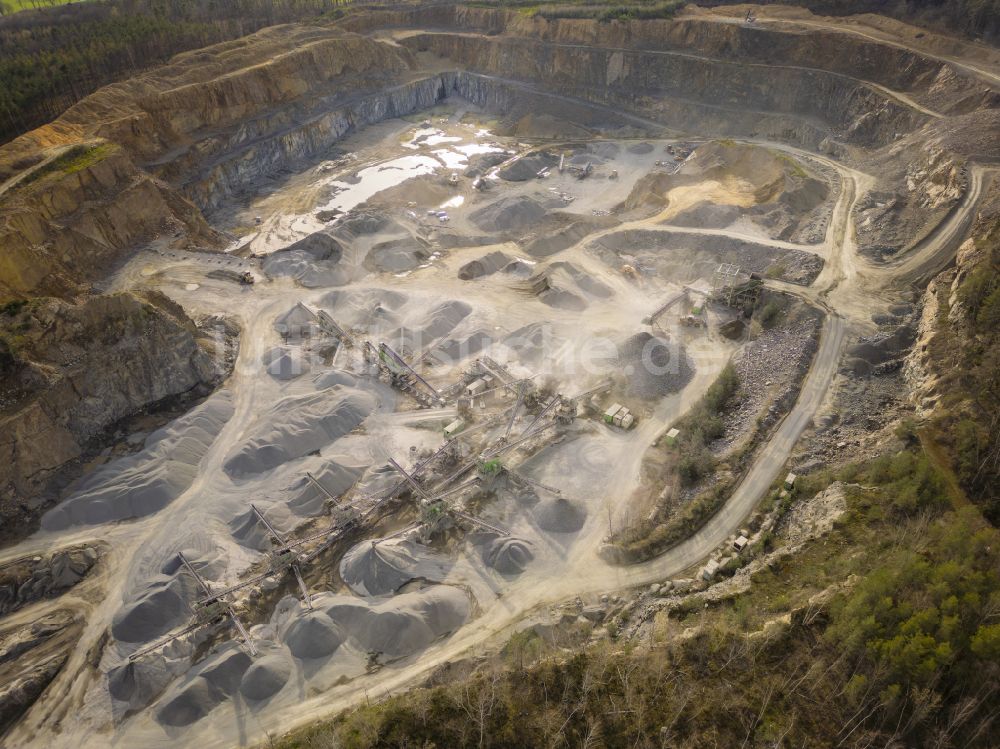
<box><xmin>339</xmin><ymin>537</ymin><xmax>453</xmax><ymax>597</ymax></box>
<box><xmin>157</xmin><ymin>644</ymin><xmax>251</xmax><ymax>723</ymax></box>
<box><xmin>239</xmin><ymin>653</ymin><xmax>292</xmax><ymax>701</ymax></box>
<box><xmin>108</xmin><ymin>657</ymin><xmax>174</xmax><ymax>712</ymax></box>
<box><xmin>388</xmin><ymin>299</ymin><xmax>473</xmax><ymax>352</ymax></box>
<box><xmin>229</xmin><ymin>505</ymin><xmax>285</xmax><ymax>550</ymax></box>
<box><xmin>198</xmin><ymin>647</ymin><xmax>253</xmax><ymax>694</ymax></box>
<box><xmin>273</xmin><ymin>302</ymin><xmax>319</xmax><ymax>338</ymax></box>
<box><xmin>335</xmin><ymin>211</ymin><xmax>395</xmax><ymax>237</ymax></box>
<box><xmin>590</xmin><ymin>229</ymin><xmax>823</xmax><ymax>285</ymax></box>
<box><xmin>431</xmin><ymin>330</ymin><xmax>493</xmax><ymax>364</ymax></box>
<box><xmin>549</xmin><ymin>262</ymin><xmax>614</xmax><ymax>299</ymax></box>
<box><xmin>502</xmin><ymin>260</ymin><xmax>534</xmax><ymax>278</ymax></box>
<box><xmin>223</xmin><ymin>387</ymin><xmax>375</xmax><ymax>478</ymax></box>
<box><xmin>483</xmin><ymin>537</ymin><xmax>534</xmax><ymax>574</ymax></box>
<box><xmin>496</xmin><ymin>153</ymin><xmax>559</xmax><ymax>181</ymax></box>
<box><xmin>284</xmin><ymin>611</ymin><xmax>345</xmax><ymax>660</ymax></box>
<box><xmin>617</xmin><ymin>332</ymin><xmax>694</xmax><ymax>399</ymax></box>
<box><xmin>533</xmin><ymin>497</ymin><xmax>587</xmax><ymax>533</ymax></box>
<box><xmin>433</xmin><ymin>230</ymin><xmax>500</xmax><ymax>249</ymax></box>
<box><xmin>156</xmin><ymin>677</ymin><xmax>219</xmax><ymax>727</ymax></box>
<box><xmin>262</xmin><ymin>346</ymin><xmax>310</xmax><ymax>380</ymax></box>
<box><xmin>846</xmin><ymin>324</ymin><xmax>916</xmax><ymax>373</ymax></box>
<box><xmin>287</xmin><ymin>458</ymin><xmax>366</xmax><ymax>516</ymax></box>
<box><xmin>311</xmin><ymin>369</ymin><xmax>358</xmax><ymax>390</ymax></box>
<box><xmin>262</xmin><ymin>230</ymin><xmax>350</xmax><ymax>287</ymax></box>
<box><xmin>423</xmin><ymin>300</ymin><xmax>472</xmax><ymax>339</ymax></box>
<box><xmin>504</xmin><ymin>323</ymin><xmax>562</xmax><ymax>366</ymax></box>
<box><xmin>669</xmin><ymin>202</ymin><xmax>743</xmax><ymax>230</ymax></box>
<box><xmin>539</xmin><ymin>287</ymin><xmax>587</xmax><ymax>311</ymax></box>
<box><xmin>458</xmin><ymin>251</ymin><xmax>512</xmax><ymax>280</ymax></box>
<box><xmin>113</xmin><ymin>585</ymin><xmax>190</xmax><ymax>643</ymax></box>
<box><xmin>627</xmin><ymin>142</ymin><xmax>655</xmax><ymax>154</ymax></box>
<box><xmin>463</xmin><ymin>151</ymin><xmax>509</xmax><ymax>178</ymax></box>
<box><xmin>113</xmin><ymin>549</ymin><xmax>223</xmax><ymax>643</ymax></box>
<box><xmin>321</xmin><ymin>288</ymin><xmax>408</xmax><ymax>328</ymax></box>
<box><xmin>40</xmin><ymin>393</ymin><xmax>232</xmax><ymax>532</ymax></box>
<box><xmin>364</xmin><ymin>237</ymin><xmax>429</xmax><ymax>273</ymax></box>
<box><xmin>470</xmin><ymin>195</ymin><xmax>546</xmax><ymax>233</ymax></box>
<box><xmin>323</xmin><ymin>586</ymin><xmax>470</xmax><ymax>658</ymax></box>
<box><xmin>780</xmin><ymin>177</ymin><xmax>830</xmax><ymax>212</ymax></box>
<box><xmin>521</xmin><ymin>217</ymin><xmax>614</xmax><ymax>258</ymax></box>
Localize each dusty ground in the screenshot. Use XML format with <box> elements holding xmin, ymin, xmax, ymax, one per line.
<box><xmin>0</xmin><ymin>8</ymin><xmax>995</xmax><ymax>749</ymax></box>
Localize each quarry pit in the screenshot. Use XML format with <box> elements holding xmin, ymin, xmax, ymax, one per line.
<box><xmin>0</xmin><ymin>5</ymin><xmax>997</xmax><ymax>748</ymax></box>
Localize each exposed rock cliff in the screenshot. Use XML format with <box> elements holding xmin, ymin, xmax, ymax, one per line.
<box><xmin>0</xmin><ymin>144</ymin><xmax>220</xmax><ymax>301</ymax></box>
<box><xmin>0</xmin><ymin>291</ymin><xmax>224</xmax><ymax>541</ymax></box>
<box><xmin>906</xmin><ymin>176</ymin><xmax>1000</xmax><ymax>519</ymax></box>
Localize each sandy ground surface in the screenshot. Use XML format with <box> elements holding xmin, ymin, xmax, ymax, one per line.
<box><xmin>1</xmin><ymin>82</ymin><xmax>992</xmax><ymax>749</ymax></box>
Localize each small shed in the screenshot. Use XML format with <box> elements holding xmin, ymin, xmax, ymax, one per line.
<box><xmin>444</xmin><ymin>419</ymin><xmax>465</xmax><ymax>438</ymax></box>
<box><xmin>664</xmin><ymin>427</ymin><xmax>680</xmax><ymax>446</ymax></box>
<box><xmin>603</xmin><ymin>403</ymin><xmax>623</xmax><ymax>424</ymax></box>
<box><xmin>784</xmin><ymin>472</ymin><xmax>798</xmax><ymax>490</ymax></box>
<box><xmin>733</xmin><ymin>535</ymin><xmax>749</xmax><ymax>552</ymax></box>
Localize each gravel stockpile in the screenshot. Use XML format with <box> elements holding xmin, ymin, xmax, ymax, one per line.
<box><xmin>112</xmin><ymin>549</ymin><xmax>224</xmax><ymax>644</ymax></box>
<box><xmin>283</xmin><ymin>612</ymin><xmax>344</xmax><ymax>659</ymax></box>
<box><xmin>590</xmin><ymin>229</ymin><xmax>824</xmax><ymax>285</ymax></box>
<box><xmin>482</xmin><ymin>537</ymin><xmax>534</xmax><ymax>574</ymax></box>
<box><xmin>321</xmin><ymin>288</ymin><xmax>408</xmax><ymax>328</ymax></box>
<box><xmin>458</xmin><ymin>251</ymin><xmax>512</xmax><ymax>280</ymax></box>
<box><xmin>239</xmin><ymin>653</ymin><xmax>292</xmax><ymax>701</ymax></box>
<box><xmin>287</xmin><ymin>458</ymin><xmax>366</xmax><ymax>516</ymax></box>
<box><xmin>339</xmin><ymin>537</ymin><xmax>453</xmax><ymax>596</ymax></box>
<box><xmin>323</xmin><ymin>586</ymin><xmax>470</xmax><ymax>657</ymax></box>
<box><xmin>532</xmin><ymin>497</ymin><xmax>587</xmax><ymax>533</ymax></box>
<box><xmin>364</xmin><ymin>237</ymin><xmax>429</xmax><ymax>273</ymax></box>
<box><xmin>130</xmin><ymin>642</ymin><xmax>252</xmax><ymax>726</ymax></box>
<box><xmin>719</xmin><ymin>315</ymin><xmax>820</xmax><ymax>451</ymax></box>
<box><xmin>262</xmin><ymin>346</ymin><xmax>310</xmax><ymax>380</ymax></box>
<box><xmin>223</xmin><ymin>387</ymin><xmax>376</xmax><ymax>478</ymax></box>
<box><xmin>41</xmin><ymin>392</ymin><xmax>233</xmax><ymax>531</ymax></box>
<box><xmin>156</xmin><ymin>677</ymin><xmax>219</xmax><ymax>727</ymax></box>
<box><xmin>521</xmin><ymin>218</ymin><xmax>612</xmax><ymax>258</ymax></box>
<box><xmin>627</xmin><ymin>142</ymin><xmax>655</xmax><ymax>154</ymax></box>
<box><xmin>503</xmin><ymin>323</ymin><xmax>564</xmax><ymax>366</ymax></box>
<box><xmin>470</xmin><ymin>195</ymin><xmax>546</xmax><ymax>233</ymax></box>
<box><xmin>262</xmin><ymin>230</ymin><xmax>350</xmax><ymax>287</ymax></box>
<box><xmin>273</xmin><ymin>302</ymin><xmax>318</xmax><ymax>338</ymax></box>
<box><xmin>617</xmin><ymin>332</ymin><xmax>694</xmax><ymax>399</ymax></box>
<box><xmin>496</xmin><ymin>153</ymin><xmax>558</xmax><ymax>181</ymax></box>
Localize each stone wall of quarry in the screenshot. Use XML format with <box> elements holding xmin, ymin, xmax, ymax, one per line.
<box><xmin>341</xmin><ymin>6</ymin><xmax>999</xmax><ymax>116</ymax></box>
<box><xmin>178</xmin><ymin>75</ymin><xmax>456</xmax><ymax>213</ymax></box>
<box><xmin>180</xmin><ymin>71</ymin><xmax>652</xmax><ymax>214</ymax></box>
<box><xmin>0</xmin><ymin>28</ymin><xmax>415</xmax><ymax>177</ymax></box>
<box><xmin>0</xmin><ymin>149</ymin><xmax>220</xmax><ymax>301</ymax></box>
<box><xmin>402</xmin><ymin>32</ymin><xmax>927</xmax><ymax>150</ymax></box>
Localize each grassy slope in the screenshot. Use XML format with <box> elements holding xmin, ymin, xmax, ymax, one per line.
<box><xmin>3</xmin><ymin>0</ymin><xmax>79</xmax><ymax>14</ymax></box>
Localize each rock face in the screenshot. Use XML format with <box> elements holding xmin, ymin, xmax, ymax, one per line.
<box><xmin>0</xmin><ymin>292</ymin><xmax>222</xmax><ymax>543</ymax></box>
<box><xmin>0</xmin><ymin>609</ymin><xmax>82</xmax><ymax>735</ymax></box>
<box><xmin>0</xmin><ymin>148</ymin><xmax>221</xmax><ymax>301</ymax></box>
<box><xmin>0</xmin><ymin>545</ymin><xmax>102</xmax><ymax>616</ymax></box>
